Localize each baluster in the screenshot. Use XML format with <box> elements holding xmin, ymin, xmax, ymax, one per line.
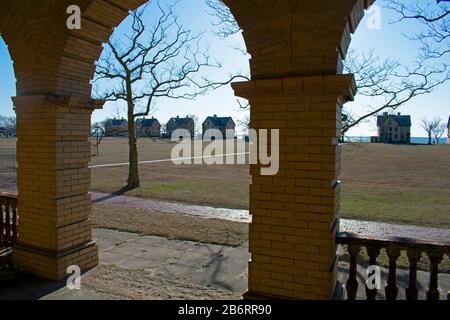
<box><xmin>426</xmin><ymin>252</ymin><xmax>443</xmax><ymax>301</ymax></box>
<box><xmin>0</xmin><ymin>202</ymin><xmax>4</xmax><ymax>242</ymax></box>
<box><xmin>346</xmin><ymin>244</ymin><xmax>361</xmax><ymax>300</ymax></box>
<box><xmin>5</xmin><ymin>202</ymin><xmax>12</xmax><ymax>243</ymax></box>
<box><xmin>406</xmin><ymin>249</ymin><xmax>421</xmax><ymax>300</ymax></box>
<box><xmin>365</xmin><ymin>245</ymin><xmax>381</xmax><ymax>300</ymax></box>
<box><xmin>12</xmin><ymin>202</ymin><xmax>18</xmax><ymax>243</ymax></box>
<box><xmin>385</xmin><ymin>246</ymin><xmax>400</xmax><ymax>300</ymax></box>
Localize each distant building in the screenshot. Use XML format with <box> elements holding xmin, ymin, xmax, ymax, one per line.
<box><xmin>136</xmin><ymin>117</ymin><xmax>161</xmax><ymax>138</ymax></box>
<box><xmin>0</xmin><ymin>127</ymin><xmax>16</xmax><ymax>137</ymax></box>
<box><xmin>166</xmin><ymin>116</ymin><xmax>195</xmax><ymax>139</ymax></box>
<box><xmin>105</xmin><ymin>118</ymin><xmax>128</xmax><ymax>137</ymax></box>
<box><xmin>202</xmin><ymin>115</ymin><xmax>235</xmax><ymax>140</ymax></box>
<box><xmin>377</xmin><ymin>112</ymin><xmax>411</xmax><ymax>144</ymax></box>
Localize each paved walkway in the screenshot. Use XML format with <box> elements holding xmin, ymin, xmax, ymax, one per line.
<box><xmin>339</xmin><ymin>219</ymin><xmax>450</xmax><ymax>247</ymax></box>
<box><xmin>92</xmin><ymin>191</ymin><xmax>450</xmax><ymax>246</ymax></box>
<box><xmin>92</xmin><ymin>192</ymin><xmax>250</xmax><ymax>223</ymax></box>
<box><xmin>3</xmin><ymin>182</ymin><xmax>450</xmax><ymax>244</ymax></box>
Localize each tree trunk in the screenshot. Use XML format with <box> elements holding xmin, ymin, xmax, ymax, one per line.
<box><xmin>428</xmin><ymin>133</ymin><xmax>432</xmax><ymax>145</ymax></box>
<box><xmin>127</xmin><ymin>114</ymin><xmax>140</xmax><ymax>189</ymax></box>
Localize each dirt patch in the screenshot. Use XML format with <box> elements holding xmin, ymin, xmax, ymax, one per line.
<box><xmin>82</xmin><ymin>264</ymin><xmax>241</xmax><ymax>300</ymax></box>
<box><xmin>92</xmin><ymin>204</ymin><xmax>249</xmax><ymax>247</ymax></box>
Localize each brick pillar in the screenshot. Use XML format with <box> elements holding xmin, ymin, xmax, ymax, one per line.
<box><xmin>12</xmin><ymin>95</ymin><xmax>101</xmax><ymax>281</ymax></box>
<box><xmin>233</xmin><ymin>75</ymin><xmax>356</xmax><ymax>300</ymax></box>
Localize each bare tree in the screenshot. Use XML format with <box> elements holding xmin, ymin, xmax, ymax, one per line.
<box><xmin>205</xmin><ymin>0</ymin><xmax>240</xmax><ymax>39</ymax></box>
<box><xmin>431</xmin><ymin>118</ymin><xmax>447</xmax><ymax>144</ymax></box>
<box><xmin>93</xmin><ymin>2</ymin><xmax>221</xmax><ymax>189</ymax></box>
<box><xmin>206</xmin><ymin>0</ymin><xmax>450</xmax><ymax>137</ymax></box>
<box><xmin>0</xmin><ymin>116</ymin><xmax>16</xmax><ymax>138</ymax></box>
<box><xmin>342</xmin><ymin>49</ymin><xmax>448</xmax><ymax>134</ymax></box>
<box><xmin>421</xmin><ymin>118</ymin><xmax>438</xmax><ymax>145</ymax></box>
<box><xmin>186</xmin><ymin>114</ymin><xmax>201</xmax><ymax>136</ymax></box>
<box><xmin>237</xmin><ymin>115</ymin><xmax>250</xmax><ymax>134</ymax></box>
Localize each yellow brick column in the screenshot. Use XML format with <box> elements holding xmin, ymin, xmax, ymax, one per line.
<box><xmin>12</xmin><ymin>95</ymin><xmax>101</xmax><ymax>281</ymax></box>
<box><xmin>233</xmin><ymin>75</ymin><xmax>356</xmax><ymax>300</ymax></box>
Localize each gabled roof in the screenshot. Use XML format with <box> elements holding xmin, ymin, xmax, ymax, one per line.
<box><xmin>168</xmin><ymin>117</ymin><xmax>194</xmax><ymax>126</ymax></box>
<box><xmin>203</xmin><ymin>116</ymin><xmax>234</xmax><ymax>127</ymax></box>
<box><xmin>136</xmin><ymin>118</ymin><xmax>159</xmax><ymax>127</ymax></box>
<box><xmin>377</xmin><ymin>114</ymin><xmax>411</xmax><ymax>128</ymax></box>
<box><xmin>111</xmin><ymin>119</ymin><xmax>127</xmax><ymax>126</ymax></box>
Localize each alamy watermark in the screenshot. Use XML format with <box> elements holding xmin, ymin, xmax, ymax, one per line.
<box><xmin>67</xmin><ymin>5</ymin><xmax>81</xmax><ymax>30</ymax></box>
<box><xmin>366</xmin><ymin>265</ymin><xmax>382</xmax><ymax>290</ymax></box>
<box><xmin>366</xmin><ymin>4</ymin><xmax>382</xmax><ymax>30</ymax></box>
<box><xmin>170</xmin><ymin>129</ymin><xmax>279</xmax><ymax>176</ymax></box>
<box><xmin>66</xmin><ymin>265</ymin><xmax>81</xmax><ymax>290</ymax></box>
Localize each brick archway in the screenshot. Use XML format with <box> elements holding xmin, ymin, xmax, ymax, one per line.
<box><xmin>2</xmin><ymin>0</ymin><xmax>373</xmax><ymax>299</ymax></box>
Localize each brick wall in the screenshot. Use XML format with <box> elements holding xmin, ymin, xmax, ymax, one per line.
<box><xmin>233</xmin><ymin>75</ymin><xmax>355</xmax><ymax>299</ymax></box>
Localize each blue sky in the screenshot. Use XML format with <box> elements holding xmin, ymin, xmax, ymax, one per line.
<box><xmin>0</xmin><ymin>1</ymin><xmax>448</xmax><ymax>136</ymax></box>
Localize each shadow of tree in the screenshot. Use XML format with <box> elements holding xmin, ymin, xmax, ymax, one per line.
<box><xmin>92</xmin><ymin>186</ymin><xmax>136</xmax><ymax>204</ymax></box>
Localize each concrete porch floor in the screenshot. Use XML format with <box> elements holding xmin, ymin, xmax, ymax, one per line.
<box><xmin>0</xmin><ymin>228</ymin><xmax>249</xmax><ymax>300</ymax></box>
<box><xmin>0</xmin><ymin>228</ymin><xmax>449</xmax><ymax>300</ymax></box>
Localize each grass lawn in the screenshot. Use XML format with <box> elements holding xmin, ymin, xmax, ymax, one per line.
<box><xmin>340</xmin><ymin>143</ymin><xmax>450</xmax><ymax>228</ymax></box>
<box><xmin>2</xmin><ymin>138</ymin><xmax>450</xmax><ymax>228</ymax></box>
<box><xmin>91</xmin><ymin>139</ymin><xmax>450</xmax><ymax>228</ymax></box>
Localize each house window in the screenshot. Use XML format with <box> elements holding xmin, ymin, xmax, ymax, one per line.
<box><xmin>395</xmin><ymin>127</ymin><xmax>398</xmax><ymax>132</ymax></box>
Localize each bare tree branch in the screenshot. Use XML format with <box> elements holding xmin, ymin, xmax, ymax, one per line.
<box><xmin>342</xmin><ymin>49</ymin><xmax>449</xmax><ymax>134</ymax></box>
<box><xmin>386</xmin><ymin>0</ymin><xmax>450</xmax><ymax>62</ymax></box>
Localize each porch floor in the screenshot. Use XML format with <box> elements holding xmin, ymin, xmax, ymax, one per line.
<box><xmin>0</xmin><ymin>227</ymin><xmax>449</xmax><ymax>300</ymax></box>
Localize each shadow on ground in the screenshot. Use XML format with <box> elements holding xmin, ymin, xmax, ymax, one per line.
<box><xmin>0</xmin><ymin>273</ymin><xmax>66</xmax><ymax>300</ymax></box>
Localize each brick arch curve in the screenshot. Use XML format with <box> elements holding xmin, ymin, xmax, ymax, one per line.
<box><xmin>54</xmin><ymin>0</ymin><xmax>374</xmax><ymax>95</ymax></box>
<box><xmin>54</xmin><ymin>0</ymin><xmax>253</xmax><ymax>97</ymax></box>
<box><xmin>0</xmin><ymin>1</ymin><xmax>38</xmax><ymax>95</ymax></box>
<box><xmin>224</xmin><ymin>0</ymin><xmax>374</xmax><ymax>78</ymax></box>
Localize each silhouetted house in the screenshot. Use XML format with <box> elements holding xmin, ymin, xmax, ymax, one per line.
<box><xmin>377</xmin><ymin>112</ymin><xmax>411</xmax><ymax>144</ymax></box>
<box><xmin>0</xmin><ymin>127</ymin><xmax>16</xmax><ymax>137</ymax></box>
<box><xmin>202</xmin><ymin>115</ymin><xmax>235</xmax><ymax>140</ymax></box>
<box><xmin>136</xmin><ymin>117</ymin><xmax>161</xmax><ymax>138</ymax></box>
<box><xmin>105</xmin><ymin>118</ymin><xmax>128</xmax><ymax>137</ymax></box>
<box><xmin>166</xmin><ymin>116</ymin><xmax>195</xmax><ymax>139</ymax></box>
